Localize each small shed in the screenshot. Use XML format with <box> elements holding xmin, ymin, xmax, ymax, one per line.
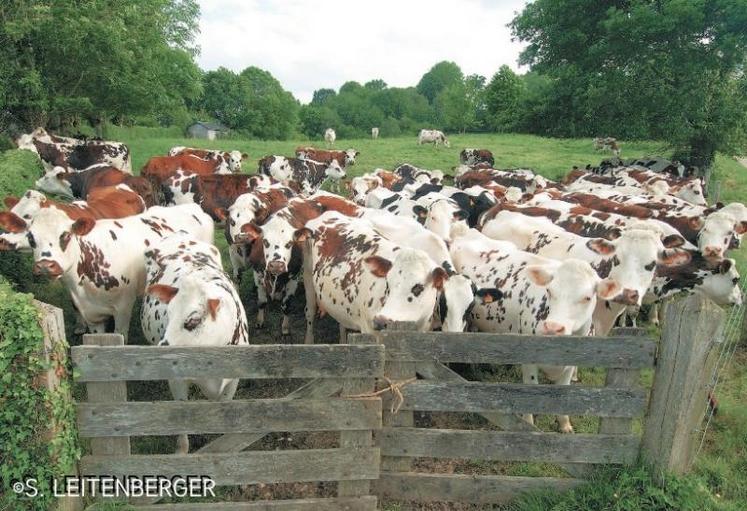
<box><xmin>186</xmin><ymin>121</ymin><xmax>228</xmax><ymax>140</ymax></box>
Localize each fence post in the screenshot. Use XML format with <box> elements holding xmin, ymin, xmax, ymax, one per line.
<box><xmin>83</xmin><ymin>334</ymin><xmax>130</xmax><ymax>457</ymax></box>
<box><xmin>379</xmin><ymin>322</ymin><xmax>418</xmax><ymax>474</ymax></box>
<box><xmin>641</xmin><ymin>294</ymin><xmax>725</xmax><ymax>477</ymax></box>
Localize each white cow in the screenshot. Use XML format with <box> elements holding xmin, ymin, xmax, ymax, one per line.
<box><xmin>324</xmin><ymin>128</ymin><xmax>336</xmax><ymax>147</ymax></box>
<box><xmin>371</xmin><ymin>127</ymin><xmax>379</xmax><ymax>139</ymax></box>
<box><xmin>418</xmin><ymin>129</ymin><xmax>450</xmax><ymax>147</ymax></box>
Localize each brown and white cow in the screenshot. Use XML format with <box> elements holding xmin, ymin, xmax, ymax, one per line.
<box><xmin>168</xmin><ymin>146</ymin><xmax>247</xmax><ymax>173</ymax></box>
<box><xmin>35</xmin><ymin>165</ymin><xmax>156</xmax><ymax>206</ymax></box>
<box><xmin>418</xmin><ymin>129</ymin><xmax>450</xmax><ymax>147</ymax></box>
<box><xmin>295</xmin><ymin>147</ymin><xmax>359</xmax><ymax>167</ymax></box>
<box><xmin>141</xmin><ymin>232</ymin><xmax>248</xmax><ymax>453</ymax></box>
<box><xmin>456</xmin><ymin>169</ymin><xmax>557</xmax><ymax>194</ymax></box>
<box><xmin>17</xmin><ymin>128</ymin><xmax>132</xmax><ymax>172</ymax></box>
<box><xmin>449</xmin><ymin>225</ymin><xmax>621</xmax><ymax>432</ymax></box>
<box><xmin>25</xmin><ymin>204</ymin><xmax>213</xmax><ymax>341</ymax></box>
<box><xmin>257</xmin><ymin>156</ymin><xmax>345</xmax><ymax>195</ymax></box>
<box><xmin>460</xmin><ymin>149</ymin><xmax>494</xmax><ymax>167</ymax></box>
<box><xmin>141</xmin><ymin>153</ymin><xmax>232</xmax><ymax>185</ymax></box>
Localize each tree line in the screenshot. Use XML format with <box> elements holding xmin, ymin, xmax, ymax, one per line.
<box><xmin>1</xmin><ymin>0</ymin><xmax>746</xmax><ymax>167</ymax></box>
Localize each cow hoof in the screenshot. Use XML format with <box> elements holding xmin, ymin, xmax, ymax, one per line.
<box><xmin>571</xmin><ymin>376</ymin><xmax>580</xmax><ymax>383</ymax></box>
<box><xmin>559</xmin><ymin>423</ymin><xmax>574</xmax><ymax>434</ymax></box>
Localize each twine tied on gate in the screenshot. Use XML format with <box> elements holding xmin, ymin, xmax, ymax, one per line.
<box><xmin>343</xmin><ymin>376</ymin><xmax>417</xmax><ymax>414</ymax></box>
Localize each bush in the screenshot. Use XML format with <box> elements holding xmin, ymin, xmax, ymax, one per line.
<box><xmin>0</xmin><ymin>149</ymin><xmax>43</xmax><ymax>197</ymax></box>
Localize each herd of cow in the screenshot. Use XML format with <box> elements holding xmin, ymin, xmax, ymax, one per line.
<box><xmin>2</xmin><ymin>127</ymin><xmax>745</xmax><ymax>445</ymax></box>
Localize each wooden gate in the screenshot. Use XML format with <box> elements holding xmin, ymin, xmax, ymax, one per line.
<box><xmin>72</xmin><ymin>334</ymin><xmax>385</xmax><ymax>510</ymax></box>
<box><xmin>353</xmin><ymin>327</ymin><xmax>656</xmax><ymax>507</ymax></box>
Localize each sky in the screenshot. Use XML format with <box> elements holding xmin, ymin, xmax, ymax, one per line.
<box><xmin>197</xmin><ymin>0</ymin><xmax>529</xmax><ymax>104</ymax></box>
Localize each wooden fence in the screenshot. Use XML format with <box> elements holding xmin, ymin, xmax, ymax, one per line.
<box><xmin>72</xmin><ymin>334</ymin><xmax>385</xmax><ymax>510</ymax></box>
<box><xmin>65</xmin><ymin>293</ymin><xmax>725</xmax><ymax>510</ymax></box>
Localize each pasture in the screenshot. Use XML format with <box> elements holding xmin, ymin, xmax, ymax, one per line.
<box><xmin>1</xmin><ymin>130</ymin><xmax>746</xmax><ymax>510</ymax></box>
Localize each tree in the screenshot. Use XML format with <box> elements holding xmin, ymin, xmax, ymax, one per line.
<box><xmin>484</xmin><ymin>66</ymin><xmax>524</xmax><ymax>132</ymax></box>
<box><xmin>511</xmin><ymin>0</ymin><xmax>747</xmax><ymax>167</ymax></box>
<box><xmin>364</xmin><ymin>79</ymin><xmax>387</xmax><ymax>92</ymax></box>
<box><xmin>416</xmin><ymin>61</ymin><xmax>464</xmax><ymax>104</ymax></box>
<box><xmin>310</xmin><ymin>88</ymin><xmax>336</xmax><ymax>106</ymax></box>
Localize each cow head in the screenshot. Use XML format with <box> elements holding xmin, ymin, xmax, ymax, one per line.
<box><xmin>241</xmin><ymin>212</ymin><xmax>301</xmax><ymax>276</ymax></box>
<box><xmin>344</xmin><ymin>149</ymin><xmax>359</xmax><ymax>166</ymax></box>
<box><xmin>698</xmin><ymin>258</ymin><xmax>742</xmax><ymax>306</ymax></box>
<box><xmin>439</xmin><ymin>274</ymin><xmax>502</xmax><ymax>333</ymax></box>
<box><xmin>526</xmin><ymin>259</ymin><xmax>620</xmax><ymax>336</ymax></box>
<box><xmin>228</xmin><ymin>150</ymin><xmax>244</xmax><ymax>172</ymax></box>
<box><xmin>370</xmin><ymin>248</ymin><xmax>448</xmax><ymax>331</ymax></box>
<box><xmin>415</xmin><ymin>199</ymin><xmax>468</xmax><ymax>243</ymax></box>
<box><xmin>673</xmin><ymin>180</ymin><xmax>707</xmax><ymax>206</ymax></box>
<box><xmin>441</xmin><ymin>135</ymin><xmax>450</xmax><ymax>148</ymax></box>
<box><xmin>349</xmin><ymin>175</ymin><xmax>382</xmax><ymax>204</ymax></box>
<box><xmin>325</xmin><ymin>160</ymin><xmax>346</xmax><ymax>181</ymax></box>
<box><xmin>15</xmin><ymin>132</ymin><xmax>38</xmax><ymax>151</ymax></box>
<box><xmin>699</xmin><ymin>211</ymin><xmax>738</xmax><ymax>262</ymax></box>
<box><xmin>35</xmin><ymin>167</ymin><xmax>74</xmax><ymax>198</ymax></box>
<box><xmin>26</xmin><ymin>208</ymin><xmax>95</xmax><ymax>279</ymax></box>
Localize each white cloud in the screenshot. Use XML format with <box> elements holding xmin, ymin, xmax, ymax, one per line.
<box><xmin>197</xmin><ymin>0</ymin><xmax>529</xmax><ymax>103</ymax></box>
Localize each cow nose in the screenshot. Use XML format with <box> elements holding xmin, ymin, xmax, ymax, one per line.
<box><xmin>267</xmin><ymin>260</ymin><xmax>287</xmax><ymax>275</ymax></box>
<box><xmin>33</xmin><ymin>259</ymin><xmax>62</xmax><ymax>278</ymax></box>
<box><xmin>614</xmin><ymin>289</ymin><xmax>640</xmax><ymax>306</ymax></box>
<box><xmin>703</xmin><ymin>246</ymin><xmax>723</xmax><ymax>259</ymax></box>
<box><xmin>541</xmin><ymin>321</ymin><xmax>566</xmax><ymax>335</ymax></box>
<box><xmin>373</xmin><ymin>316</ymin><xmax>389</xmax><ymax>331</ymax></box>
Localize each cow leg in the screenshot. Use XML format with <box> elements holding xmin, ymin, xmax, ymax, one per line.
<box><xmin>570</xmin><ymin>366</ymin><xmax>579</xmax><ymax>383</ymax></box>
<box><xmin>280</xmin><ymin>278</ymin><xmax>299</xmax><ymax>337</ymax></box>
<box><xmin>651</xmin><ymin>303</ymin><xmax>660</xmax><ymax>326</ymax></box>
<box><xmin>168</xmin><ymin>379</ymin><xmax>191</xmax><ymax>454</ymax></box>
<box><xmin>254</xmin><ymin>271</ymin><xmax>267</xmax><ymax>329</ymax></box>
<box><xmin>113</xmin><ymin>305</ymin><xmax>133</xmax><ymax>344</ymax></box>
<box><xmin>551</xmin><ymin>366</ymin><xmax>575</xmax><ymax>433</ymax></box>
<box><xmin>302</xmin><ymin>242</ymin><xmax>316</xmax><ymax>344</ymax></box>
<box><xmin>521</xmin><ymin>364</ymin><xmax>539</xmax><ymax>425</ymax></box>
<box><xmin>339</xmin><ymin>324</ymin><xmax>347</xmax><ymax>343</ymax></box>
<box><xmin>228</xmin><ymin>244</ymin><xmax>245</xmax><ymax>281</ymax></box>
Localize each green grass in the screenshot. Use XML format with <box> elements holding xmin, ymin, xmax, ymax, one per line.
<box><xmin>0</xmin><ymin>129</ymin><xmax>745</xmax><ymax>510</ymax></box>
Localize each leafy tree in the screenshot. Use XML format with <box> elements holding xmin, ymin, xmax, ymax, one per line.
<box><xmin>484</xmin><ymin>65</ymin><xmax>525</xmax><ymax>132</ymax></box>
<box><xmin>464</xmin><ymin>74</ymin><xmax>487</xmax><ymax>131</ymax></box>
<box><xmin>511</xmin><ymin>0</ymin><xmax>747</xmax><ymax>167</ymax></box>
<box><xmin>310</xmin><ymin>88</ymin><xmax>336</xmax><ymax>106</ymax></box>
<box><xmin>364</xmin><ymin>79</ymin><xmax>387</xmax><ymax>91</ymax></box>
<box><xmin>416</xmin><ymin>61</ymin><xmax>464</xmax><ymax>104</ymax></box>
<box><xmin>298</xmin><ymin>105</ymin><xmax>340</xmax><ymax>139</ymax></box>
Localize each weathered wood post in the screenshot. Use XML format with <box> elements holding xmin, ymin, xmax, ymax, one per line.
<box><xmin>642</xmin><ymin>294</ymin><xmax>725</xmax><ymax>477</ymax></box>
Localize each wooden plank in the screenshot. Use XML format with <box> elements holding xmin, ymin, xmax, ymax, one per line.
<box><xmin>83</xmin><ymin>334</ymin><xmax>130</xmax><ymax>457</ymax></box>
<box><xmin>72</xmin><ymin>344</ymin><xmax>385</xmax><ymax>382</ymax></box>
<box><xmin>400</xmin><ymin>381</ymin><xmax>647</xmax><ymax>417</ymax></box>
<box><xmin>377</xmin><ymin>472</ymin><xmax>582</xmax><ymax>504</ymax></box>
<box><xmin>353</xmin><ymin>332</ymin><xmax>655</xmax><ymax>368</ymax></box>
<box><xmin>126</xmin><ymin>496</ymin><xmax>378</xmax><ymax>510</ymax></box>
<box><xmin>381</xmin><ymin>428</ymin><xmax>638</xmax><ymax>464</ymax></box>
<box><xmin>598</xmin><ymin>368</ymin><xmax>638</xmax><ymax>437</ymax></box>
<box><xmin>80</xmin><ymin>448</ymin><xmax>380</xmax><ymax>486</ymax></box>
<box><xmin>642</xmin><ymin>294</ymin><xmax>726</xmax><ymax>477</ymax></box>
<box><xmin>78</xmin><ymin>398</ymin><xmax>381</xmax><ymax>437</ymax></box>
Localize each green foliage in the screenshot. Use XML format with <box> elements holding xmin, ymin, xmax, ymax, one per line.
<box><xmin>510</xmin><ymin>0</ymin><xmax>747</xmax><ymax>165</ymax></box>
<box><xmin>511</xmin><ymin>465</ymin><xmax>729</xmax><ymax>511</ymax></box>
<box><xmin>0</xmin><ymin>149</ymin><xmax>43</xmax><ymax>198</ymax></box>
<box><xmin>0</xmin><ymin>278</ymin><xmax>81</xmax><ymax>511</ymax></box>
<box><xmin>484</xmin><ymin>65</ymin><xmax>525</xmax><ymax>132</ymax></box>
<box><xmin>416</xmin><ymin>61</ymin><xmax>464</xmax><ymax>104</ymax></box>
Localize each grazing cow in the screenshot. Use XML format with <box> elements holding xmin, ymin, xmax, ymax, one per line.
<box><xmin>35</xmin><ymin>165</ymin><xmax>157</xmax><ymax>206</ymax></box>
<box><xmin>324</xmin><ymin>128</ymin><xmax>336</xmax><ymax>147</ymax></box>
<box><xmin>460</xmin><ymin>149</ymin><xmax>495</xmax><ymax>167</ymax></box>
<box><xmin>141</xmin><ymin>154</ymin><xmax>231</xmax><ymax>185</ymax></box>
<box><xmin>300</xmin><ymin>212</ymin><xmax>450</xmax><ymax>343</ymax></box>
<box><xmin>295</xmin><ymin>147</ymin><xmax>359</xmax><ymax>167</ymax></box>
<box><xmin>449</xmin><ymin>225</ymin><xmax>621</xmax><ymax>432</ymax></box>
<box><xmin>593</xmin><ymin>137</ymin><xmax>621</xmax><ymax>156</ymax></box>
<box><xmin>25</xmin><ymin>204</ymin><xmax>213</xmax><ymax>340</ymax></box>
<box><xmin>168</xmin><ymin>147</ymin><xmax>247</xmax><ymax>173</ymax></box>
<box><xmin>481</xmin><ymin>212</ymin><xmax>691</xmax><ymax>335</ymax></box>
<box><xmin>16</xmin><ymin>128</ymin><xmax>132</xmax><ymax>172</ymax></box>
<box><xmin>163</xmin><ymin>172</ymin><xmax>271</xmax><ymax>220</ymax></box>
<box><xmin>257</xmin><ymin>156</ymin><xmax>345</xmax><ymax>195</ymax></box>
<box><xmin>371</xmin><ymin>127</ymin><xmax>379</xmax><ymax>139</ymax></box>
<box><xmin>418</xmin><ymin>129</ymin><xmax>450</xmax><ymax>147</ymax></box>
<box><xmin>141</xmin><ymin>232</ymin><xmax>248</xmax><ymax>454</ymax></box>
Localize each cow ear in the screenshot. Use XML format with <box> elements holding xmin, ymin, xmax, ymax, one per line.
<box><xmin>453</xmin><ymin>209</ymin><xmax>469</xmax><ymax>221</ymax></box>
<box><xmin>241</xmin><ymin>153</ymin><xmax>248</xmax><ymax>160</ymax></box>
<box><xmin>413</xmin><ymin>205</ymin><xmax>427</xmax><ymax>221</ymax></box>
<box><xmin>586</xmin><ymin>238</ymin><xmax>615</xmax><ymax>255</ymax></box>
<box><xmin>659</xmin><ymin>248</ymin><xmax>691</xmax><ymax>267</ymax></box>
<box><xmin>718</xmin><ymin>258</ymin><xmax>734</xmax><ymax>274</ymax></box>
<box><xmin>0</xmin><ymin>211</ymin><xmax>27</xmax><ymax>233</ymax></box>
<box><xmin>596</xmin><ymin>278</ymin><xmax>621</xmax><ymax>300</ymax></box>
<box><xmin>661</xmin><ymin>234</ymin><xmax>686</xmax><ymax>248</ymax></box>
<box><xmin>365</xmin><ymin>255</ymin><xmax>392</xmax><ymax>278</ymax></box>
<box><xmin>431</xmin><ymin>267</ymin><xmax>449</xmax><ymax>290</ymax></box>
<box><xmin>689</xmin><ymin>216</ymin><xmax>705</xmax><ymax>230</ymax></box>
<box><xmin>71</xmin><ymin>217</ymin><xmax>96</xmax><ymax>236</ymax></box>
<box><xmin>213</xmin><ymin>208</ymin><xmax>228</xmax><ymax>222</ymax></box>
<box><xmin>240</xmin><ymin>222</ymin><xmax>261</xmax><ymax>241</ymax></box>
<box><xmin>735</xmin><ymin>221</ymin><xmax>747</xmax><ymax>235</ymax></box>
<box><xmin>206</xmin><ymin>298</ymin><xmax>220</xmax><ymax>320</ymax></box>
<box><xmin>147</xmin><ymin>284</ymin><xmax>179</xmax><ymax>303</ymax></box>
<box><xmin>293</xmin><ymin>227</ymin><xmax>312</xmax><ymax>243</ymax></box>
<box><xmin>475</xmin><ymin>288</ymin><xmax>502</xmax><ymax>304</ymax></box>
<box><xmin>4</xmin><ymin>196</ymin><xmax>20</xmax><ymax>209</ymax></box>
<box><xmin>526</xmin><ymin>265</ymin><xmax>554</xmax><ymax>287</ymax></box>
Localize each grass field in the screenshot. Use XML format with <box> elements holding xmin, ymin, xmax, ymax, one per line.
<box><xmin>1</xmin><ymin>130</ymin><xmax>746</xmax><ymax>510</ymax></box>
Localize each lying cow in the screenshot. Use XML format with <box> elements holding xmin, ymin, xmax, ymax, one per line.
<box><xmin>449</xmin><ymin>225</ymin><xmax>621</xmax><ymax>432</ymax></box>
<box><xmin>168</xmin><ymin>146</ymin><xmax>247</xmax><ymax>173</ymax></box>
<box><xmin>141</xmin><ymin>153</ymin><xmax>232</xmax><ymax>185</ymax></box>
<box><xmin>35</xmin><ymin>164</ymin><xmax>156</xmax><ymax>206</ymax></box>
<box><xmin>25</xmin><ymin>203</ymin><xmax>213</xmax><ymax>340</ymax></box>
<box><xmin>418</xmin><ymin>129</ymin><xmax>450</xmax><ymax>147</ymax></box>
<box><xmin>142</xmin><ymin>232</ymin><xmax>248</xmax><ymax>453</ymax></box>
<box><xmin>295</xmin><ymin>147</ymin><xmax>359</xmax><ymax>167</ymax></box>
<box><xmin>460</xmin><ymin>149</ymin><xmax>494</xmax><ymax>167</ymax></box>
<box><xmin>257</xmin><ymin>156</ymin><xmax>345</xmax><ymax>195</ymax></box>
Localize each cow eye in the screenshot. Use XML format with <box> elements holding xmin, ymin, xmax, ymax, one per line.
<box><xmin>263</xmin><ymin>240</ymin><xmax>270</xmax><ymax>248</ymax></box>
<box><xmin>694</xmin><ymin>190</ymin><xmax>700</xmax><ymax>195</ymax></box>
<box><xmin>285</xmin><ymin>242</ymin><xmax>292</xmax><ymax>248</ymax></box>
<box><xmin>733</xmin><ymin>277</ymin><xmax>740</xmax><ymax>284</ymax></box>
<box><xmin>582</xmin><ymin>296</ymin><xmax>592</xmax><ymax>303</ymax></box>
<box><xmin>59</xmin><ymin>232</ymin><xmax>72</xmax><ymax>251</ymax></box>
<box><xmin>411</xmin><ymin>284</ymin><xmax>424</xmax><ymax>297</ymax></box>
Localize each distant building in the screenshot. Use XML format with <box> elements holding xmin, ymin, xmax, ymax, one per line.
<box><xmin>186</xmin><ymin>121</ymin><xmax>228</xmax><ymax>140</ymax></box>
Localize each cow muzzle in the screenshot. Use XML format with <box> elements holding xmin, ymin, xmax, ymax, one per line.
<box><xmin>267</xmin><ymin>260</ymin><xmax>287</xmax><ymax>275</ymax></box>
<box><xmin>33</xmin><ymin>259</ymin><xmax>63</xmax><ymax>279</ymax></box>
<box><xmin>541</xmin><ymin>321</ymin><xmax>566</xmax><ymax>336</ymax></box>
<box><xmin>373</xmin><ymin>316</ymin><xmax>390</xmax><ymax>331</ymax></box>
<box><xmin>703</xmin><ymin>245</ymin><xmax>724</xmax><ymax>261</ymax></box>
<box><xmin>612</xmin><ymin>288</ymin><xmax>640</xmax><ymax>306</ymax></box>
